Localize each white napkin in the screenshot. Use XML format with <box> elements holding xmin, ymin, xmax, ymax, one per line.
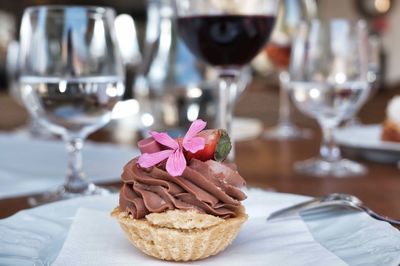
<box><xmin>0</xmin><ymin>133</ymin><xmax>138</xmax><ymax>199</ymax></box>
<box><xmin>53</xmin><ymin>207</ymin><xmax>346</xmax><ymax>266</ymax></box>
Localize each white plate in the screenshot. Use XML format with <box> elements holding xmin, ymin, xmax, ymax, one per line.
<box><xmin>335</xmin><ymin>124</ymin><xmax>400</xmax><ymax>163</ymax></box>
<box><xmin>1</xmin><ymin>189</ymin><xmax>400</xmax><ymax>265</ymax></box>
<box><xmin>232</xmin><ymin>117</ymin><xmax>263</xmax><ymax>142</ymax></box>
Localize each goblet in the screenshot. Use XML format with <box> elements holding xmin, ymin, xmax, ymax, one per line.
<box><xmin>344</xmin><ymin>34</ymin><xmax>381</xmax><ymax>126</ymax></box>
<box><xmin>174</xmin><ymin>0</ymin><xmax>279</xmax><ymax>160</ymax></box>
<box><xmin>19</xmin><ymin>6</ymin><xmax>125</xmax><ymax>204</ymax></box>
<box><xmin>263</xmin><ymin>0</ymin><xmax>316</xmax><ymax>140</ymax></box>
<box><xmin>289</xmin><ymin>19</ymin><xmax>370</xmax><ymax>177</ymax></box>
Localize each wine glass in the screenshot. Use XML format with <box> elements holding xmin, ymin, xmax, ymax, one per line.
<box><xmin>263</xmin><ymin>0</ymin><xmax>316</xmax><ymax>140</ymax></box>
<box><xmin>288</xmin><ymin>19</ymin><xmax>370</xmax><ymax>177</ymax></box>
<box><xmin>174</xmin><ymin>0</ymin><xmax>279</xmax><ymax>160</ymax></box>
<box><xmin>344</xmin><ymin>34</ymin><xmax>382</xmax><ymax>127</ymax></box>
<box><xmin>6</xmin><ymin>40</ymin><xmax>54</xmax><ymax>138</ymax></box>
<box><xmin>19</xmin><ymin>6</ymin><xmax>125</xmax><ymax>205</ymax></box>
<box><xmin>366</xmin><ymin>35</ymin><xmax>381</xmax><ymax>95</ymax></box>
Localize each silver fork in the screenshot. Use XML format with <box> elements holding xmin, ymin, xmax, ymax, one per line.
<box><xmin>267</xmin><ymin>193</ymin><xmax>400</xmax><ymax>226</ymax></box>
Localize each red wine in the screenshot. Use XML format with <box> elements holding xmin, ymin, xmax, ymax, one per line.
<box><xmin>265</xmin><ymin>42</ymin><xmax>291</xmax><ymax>70</ymax></box>
<box><xmin>177</xmin><ymin>15</ymin><xmax>275</xmax><ymax>67</ymax></box>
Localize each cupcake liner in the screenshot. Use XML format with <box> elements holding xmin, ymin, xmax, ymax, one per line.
<box><xmin>111</xmin><ymin>206</ymin><xmax>247</xmax><ymax>261</ymax></box>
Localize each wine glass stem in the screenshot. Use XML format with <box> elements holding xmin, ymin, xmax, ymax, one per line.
<box><xmin>319</xmin><ymin>123</ymin><xmax>341</xmax><ymax>162</ymax></box>
<box><xmin>278</xmin><ymin>71</ymin><xmax>292</xmax><ymax>127</ymax></box>
<box><xmin>218</xmin><ymin>74</ymin><xmax>238</xmax><ymax>161</ymax></box>
<box><xmin>64</xmin><ymin>137</ymin><xmax>89</xmax><ymax>193</ymax></box>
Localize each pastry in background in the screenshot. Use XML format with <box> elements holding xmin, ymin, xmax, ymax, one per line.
<box><xmin>382</xmin><ymin>96</ymin><xmax>400</xmax><ymax>142</ymax></box>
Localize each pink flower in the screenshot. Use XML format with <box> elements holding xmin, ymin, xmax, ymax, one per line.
<box><xmin>137</xmin><ymin>119</ymin><xmax>207</xmax><ymax>176</ymax></box>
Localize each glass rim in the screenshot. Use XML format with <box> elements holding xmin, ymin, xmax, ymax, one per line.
<box><xmin>305</xmin><ymin>18</ymin><xmax>368</xmax><ymax>26</ymax></box>
<box><xmin>173</xmin><ymin>0</ymin><xmax>279</xmax><ymax>17</ymax></box>
<box><xmin>23</xmin><ymin>5</ymin><xmax>116</xmax><ymax>16</ymax></box>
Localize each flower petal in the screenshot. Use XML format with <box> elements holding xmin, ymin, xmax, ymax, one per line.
<box><xmin>166</xmin><ymin>149</ymin><xmax>186</xmax><ymax>176</ymax></box>
<box><xmin>150</xmin><ymin>131</ymin><xmax>179</xmax><ymax>149</ymax></box>
<box><xmin>183</xmin><ymin>119</ymin><xmax>207</xmax><ymax>144</ymax></box>
<box><xmin>137</xmin><ymin>149</ymin><xmax>174</xmax><ymax>168</ymax></box>
<box><xmin>183</xmin><ymin>136</ymin><xmax>205</xmax><ymax>153</ymax></box>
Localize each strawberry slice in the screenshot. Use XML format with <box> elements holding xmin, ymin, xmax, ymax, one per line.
<box><xmin>185</xmin><ymin>129</ymin><xmax>232</xmax><ymax>162</ymax></box>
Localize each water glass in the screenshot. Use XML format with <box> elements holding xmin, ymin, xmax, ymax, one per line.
<box><xmin>289</xmin><ymin>19</ymin><xmax>370</xmax><ymax>177</ymax></box>
<box><xmin>19</xmin><ymin>6</ymin><xmax>125</xmax><ymax>204</ymax></box>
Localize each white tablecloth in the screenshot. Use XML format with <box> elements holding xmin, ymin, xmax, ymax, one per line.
<box><xmin>0</xmin><ymin>133</ymin><xmax>138</xmax><ymax>199</ymax></box>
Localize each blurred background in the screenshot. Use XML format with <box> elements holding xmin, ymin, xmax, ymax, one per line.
<box><xmin>0</xmin><ymin>0</ymin><xmax>400</xmax><ymax>91</ymax></box>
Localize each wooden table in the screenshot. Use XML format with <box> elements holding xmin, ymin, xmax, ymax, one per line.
<box><xmin>1</xmin><ymin>79</ymin><xmax>399</xmax><ymax>219</ymax></box>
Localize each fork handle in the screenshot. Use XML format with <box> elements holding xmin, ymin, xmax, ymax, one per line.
<box><xmin>361</xmin><ymin>207</ymin><xmax>400</xmax><ymax>226</ymax></box>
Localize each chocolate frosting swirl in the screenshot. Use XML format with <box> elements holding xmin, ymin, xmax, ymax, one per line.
<box><xmin>119</xmin><ymin>158</ymin><xmax>247</xmax><ymax>219</ymax></box>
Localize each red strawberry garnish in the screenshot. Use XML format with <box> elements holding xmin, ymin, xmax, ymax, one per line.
<box><xmin>185</xmin><ymin>129</ymin><xmax>232</xmax><ymax>162</ymax></box>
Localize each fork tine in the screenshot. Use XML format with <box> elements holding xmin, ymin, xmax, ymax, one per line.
<box><xmin>267</xmin><ymin>198</ymin><xmax>320</xmax><ymax>221</ymax></box>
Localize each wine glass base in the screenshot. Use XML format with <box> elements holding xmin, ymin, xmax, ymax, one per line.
<box><xmin>263</xmin><ymin>125</ymin><xmax>312</xmax><ymax>140</ymax></box>
<box><xmin>294</xmin><ymin>158</ymin><xmax>367</xmax><ymax>178</ymax></box>
<box><xmin>28</xmin><ymin>183</ymin><xmax>116</xmax><ymax>207</ymax></box>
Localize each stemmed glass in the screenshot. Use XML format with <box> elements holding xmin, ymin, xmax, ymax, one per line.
<box><xmin>6</xmin><ymin>40</ymin><xmax>54</xmax><ymax>138</ymax></box>
<box><xmin>344</xmin><ymin>35</ymin><xmax>381</xmax><ymax>126</ymax></box>
<box><xmin>19</xmin><ymin>6</ymin><xmax>125</xmax><ymax>205</ymax></box>
<box><xmin>263</xmin><ymin>0</ymin><xmax>316</xmax><ymax>140</ymax></box>
<box><xmin>174</xmin><ymin>0</ymin><xmax>279</xmax><ymax>160</ymax></box>
<box><xmin>289</xmin><ymin>19</ymin><xmax>370</xmax><ymax>177</ymax></box>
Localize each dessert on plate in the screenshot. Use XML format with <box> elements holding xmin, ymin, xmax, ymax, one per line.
<box><xmin>112</xmin><ymin>119</ymin><xmax>248</xmax><ymax>261</ymax></box>
<box><xmin>381</xmin><ymin>96</ymin><xmax>400</xmax><ymax>142</ymax></box>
